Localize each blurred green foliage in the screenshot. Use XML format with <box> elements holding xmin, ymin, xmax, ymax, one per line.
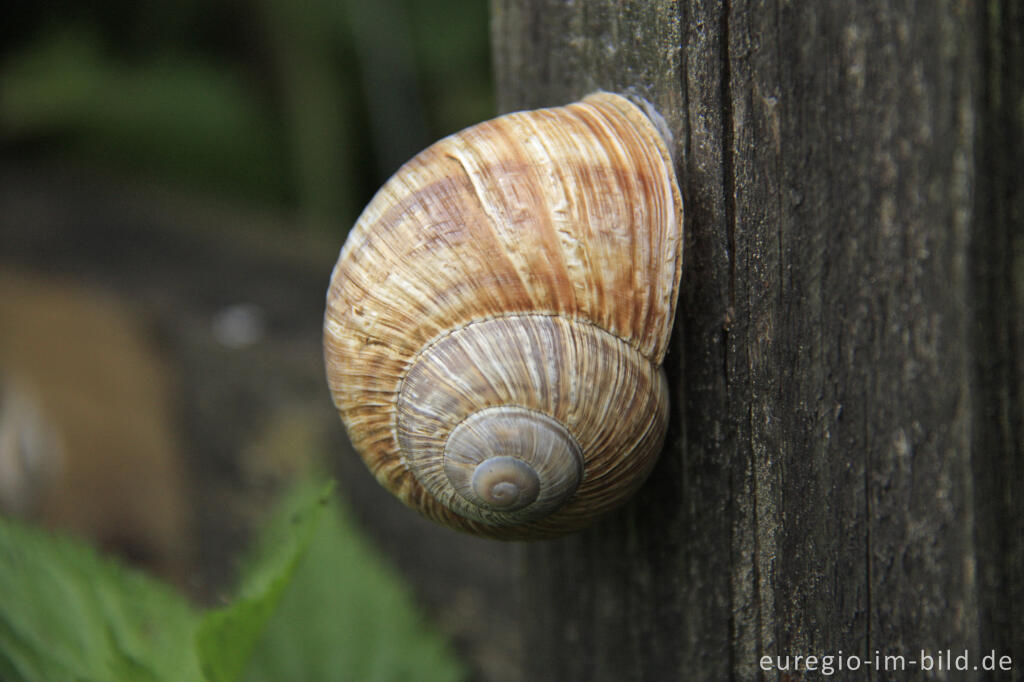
<box><xmin>0</xmin><ymin>479</ymin><xmax>465</xmax><ymax>682</ymax></box>
<box><xmin>244</xmin><ymin>480</ymin><xmax>466</xmax><ymax>682</ymax></box>
<box><xmin>0</xmin><ymin>0</ymin><xmax>493</xmax><ymax>232</ymax></box>
<box><xmin>0</xmin><ymin>507</ymin><xmax>206</xmax><ymax>681</ymax></box>
<box><xmin>1</xmin><ymin>27</ymin><xmax>289</xmax><ymax>204</ymax></box>
<box><xmin>0</xmin><ymin>480</ymin><xmax>329</xmax><ymax>682</ymax></box>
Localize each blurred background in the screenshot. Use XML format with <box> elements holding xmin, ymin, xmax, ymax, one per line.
<box><xmin>0</xmin><ymin>1</ymin><xmax>522</xmax><ymax>680</ymax></box>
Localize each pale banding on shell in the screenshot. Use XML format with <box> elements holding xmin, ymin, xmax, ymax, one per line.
<box><xmin>444</xmin><ymin>407</ymin><xmax>581</xmax><ymax>515</ymax></box>
<box><xmin>396</xmin><ymin>315</ymin><xmax>666</xmax><ymax>533</ymax></box>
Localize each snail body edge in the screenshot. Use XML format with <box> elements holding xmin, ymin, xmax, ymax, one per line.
<box><xmin>323</xmin><ymin>92</ymin><xmax>683</xmax><ymax>539</ymax></box>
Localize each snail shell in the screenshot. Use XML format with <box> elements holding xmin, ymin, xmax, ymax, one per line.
<box><xmin>324</xmin><ymin>92</ymin><xmax>683</xmax><ymax>539</ymax></box>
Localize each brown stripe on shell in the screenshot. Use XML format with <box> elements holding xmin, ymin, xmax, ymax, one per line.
<box><xmin>323</xmin><ymin>92</ymin><xmax>682</xmax><ymax>538</ymax></box>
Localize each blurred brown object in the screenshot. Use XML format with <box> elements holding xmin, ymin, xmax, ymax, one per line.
<box><xmin>0</xmin><ymin>269</ymin><xmax>190</xmax><ymax>583</ymax></box>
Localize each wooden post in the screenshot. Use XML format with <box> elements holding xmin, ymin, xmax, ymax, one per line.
<box><xmin>491</xmin><ymin>1</ymin><xmax>1023</xmax><ymax>679</ymax></box>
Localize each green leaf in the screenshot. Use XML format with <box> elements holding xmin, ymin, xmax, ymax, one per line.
<box><xmin>196</xmin><ymin>481</ymin><xmax>333</xmax><ymax>682</ymax></box>
<box><xmin>0</xmin><ymin>516</ymin><xmax>204</xmax><ymax>682</ymax></box>
<box><xmin>0</xmin><ymin>477</ymin><xmax>449</xmax><ymax>682</ymax></box>
<box><xmin>243</xmin><ymin>485</ymin><xmax>466</xmax><ymax>682</ymax></box>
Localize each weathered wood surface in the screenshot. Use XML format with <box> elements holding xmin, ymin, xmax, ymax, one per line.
<box><xmin>492</xmin><ymin>1</ymin><xmax>1023</xmax><ymax>679</ymax></box>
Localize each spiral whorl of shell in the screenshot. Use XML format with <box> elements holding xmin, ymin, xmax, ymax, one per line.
<box><xmin>324</xmin><ymin>92</ymin><xmax>683</xmax><ymax>539</ymax></box>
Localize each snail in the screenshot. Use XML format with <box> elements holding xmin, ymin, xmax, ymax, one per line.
<box><xmin>323</xmin><ymin>92</ymin><xmax>683</xmax><ymax>539</ymax></box>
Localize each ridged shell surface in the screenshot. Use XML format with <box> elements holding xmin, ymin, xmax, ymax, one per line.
<box><xmin>324</xmin><ymin>92</ymin><xmax>683</xmax><ymax>538</ymax></box>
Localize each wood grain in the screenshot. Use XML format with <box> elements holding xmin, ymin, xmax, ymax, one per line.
<box><xmin>492</xmin><ymin>1</ymin><xmax>1023</xmax><ymax>679</ymax></box>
